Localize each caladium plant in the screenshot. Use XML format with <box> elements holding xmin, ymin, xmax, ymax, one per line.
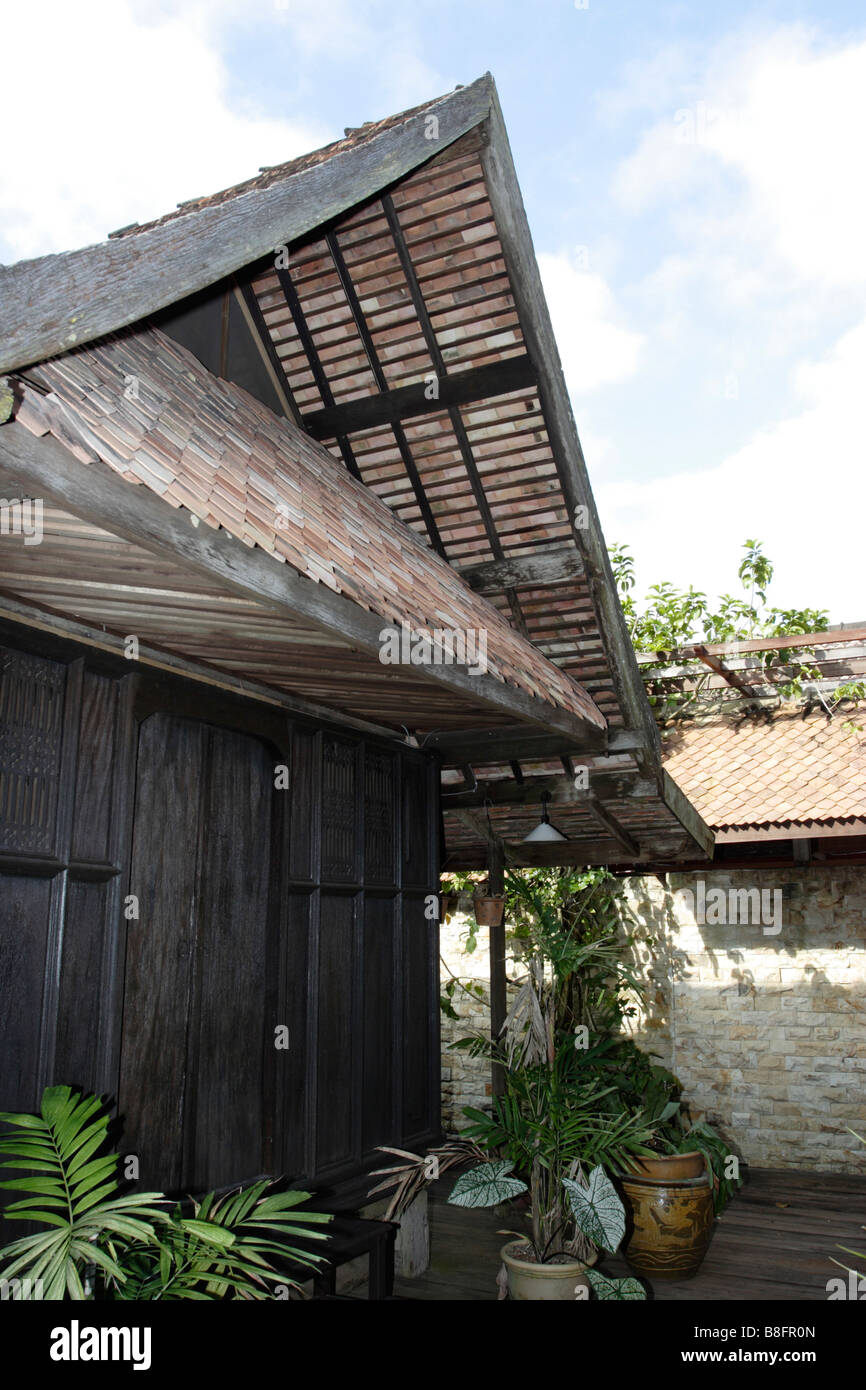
<box><xmin>449</xmin><ymin>1157</ymin><xmax>644</xmax><ymax>1300</ymax></box>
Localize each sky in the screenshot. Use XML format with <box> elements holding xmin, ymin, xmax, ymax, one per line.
<box><xmin>2</xmin><ymin>0</ymin><xmax>864</xmax><ymax>624</ymax></box>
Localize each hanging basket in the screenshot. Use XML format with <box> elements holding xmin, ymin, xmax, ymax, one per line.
<box><xmin>473</xmin><ymin>894</ymin><xmax>505</xmax><ymax>927</ymax></box>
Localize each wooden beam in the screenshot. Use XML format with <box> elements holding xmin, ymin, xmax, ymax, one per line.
<box><xmin>661</xmin><ymin>769</ymin><xmax>715</xmax><ymax>859</ymax></box>
<box><xmin>456</xmin><ymin>544</ymin><xmax>584</xmax><ymax>595</ymax></box>
<box><xmin>0</xmin><ymin>76</ymin><xmax>497</xmax><ymax>373</ymax></box>
<box><xmin>232</xmin><ymin>281</ymin><xmax>301</xmax><ymax>426</ymax></box>
<box><xmin>443</xmin><ymin>771</ymin><xmax>657</xmax><ymax>809</ymax></box>
<box><xmin>379</xmin><ymin>190</ymin><xmax>519</xmax><ymax>636</ymax></box>
<box><xmin>487</xmin><ymin>838</ymin><xmax>506</xmax><ymax>1099</ymax></box>
<box><xmin>693</xmin><ymin>644</ymin><xmax>761</xmax><ymax>700</ymax></box>
<box><xmin>445</xmin><ymin>837</ymin><xmax>638</xmax><ymax>870</ymax></box>
<box><xmin>275</xmin><ymin>264</ymin><xmax>361</xmax><ymax>480</ymax></box>
<box><xmin>584</xmin><ymin>793</ymin><xmax>640</xmax><ymax>858</ymax></box>
<box><xmin>302</xmin><ymin>355</ymin><xmax>536</xmax><ymax>440</ymax></box>
<box><xmin>674</xmin><ymin>626</ymin><xmax>866</xmax><ymax>660</ymax></box>
<box><xmin>0</xmin><ymin>421</ymin><xmax>605</xmax><ymax>746</ymax></box>
<box><xmin>323</xmin><ymin>230</ymin><xmax>446</xmax><ymax>555</ymax></box>
<box><xmin>429</xmin><ymin>725</ymin><xmax>637</xmax><ymax>765</ymax></box>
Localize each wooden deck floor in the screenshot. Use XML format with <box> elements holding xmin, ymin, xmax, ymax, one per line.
<box><xmin>393</xmin><ymin>1168</ymin><xmax>866</xmax><ymax>1301</ymax></box>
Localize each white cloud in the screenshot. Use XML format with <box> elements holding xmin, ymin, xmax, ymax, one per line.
<box><xmin>538</xmin><ymin>252</ymin><xmax>643</xmax><ymax>394</ymax></box>
<box><xmin>613</xmin><ymin>25</ymin><xmax>866</xmax><ymax>293</ymax></box>
<box><xmin>0</xmin><ymin>0</ymin><xmax>330</xmax><ymax>261</ymax></box>
<box><xmin>595</xmin><ymin>321</ymin><xmax>866</xmax><ymax>623</ymax></box>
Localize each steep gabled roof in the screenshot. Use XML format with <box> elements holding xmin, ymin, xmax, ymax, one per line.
<box><xmin>0</xmin><ymin>72</ymin><xmax>712</xmax><ymax>867</ymax></box>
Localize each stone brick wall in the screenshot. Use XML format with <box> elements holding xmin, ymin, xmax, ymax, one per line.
<box><xmin>438</xmin><ymin>867</ymin><xmax>866</xmax><ymax>1172</ymax></box>
<box><xmin>440</xmin><ymin>908</ymin><xmax>519</xmax><ymax>1131</ymax></box>
<box><xmin>620</xmin><ymin>866</ymin><xmax>866</xmax><ymax>1174</ymax></box>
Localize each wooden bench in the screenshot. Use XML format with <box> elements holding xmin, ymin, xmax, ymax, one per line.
<box><xmin>178</xmin><ymin>1173</ymin><xmax>397</xmax><ymax>1299</ymax></box>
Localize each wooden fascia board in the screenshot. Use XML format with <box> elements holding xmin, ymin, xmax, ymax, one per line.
<box><xmin>660</xmin><ymin>768</ymin><xmax>715</xmax><ymax>858</ymax></box>
<box><xmin>0</xmin><ymin>77</ymin><xmax>496</xmax><ymax>374</ymax></box>
<box><xmin>0</xmin><ymin>420</ymin><xmax>604</xmax><ymax>745</ymax></box>
<box><xmin>442</xmin><ymin>771</ymin><xmax>658</xmax><ymax>808</ymax></box>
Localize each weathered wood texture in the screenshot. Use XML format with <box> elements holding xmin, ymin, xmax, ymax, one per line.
<box><xmin>0</xmin><ymin>629</ymin><xmax>441</xmax><ymax>1205</ymax></box>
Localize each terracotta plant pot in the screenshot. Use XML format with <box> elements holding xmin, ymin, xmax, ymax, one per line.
<box><xmin>621</xmin><ymin>1172</ymin><xmax>714</xmax><ymax>1280</ymax></box>
<box><xmin>632</xmin><ymin>1149</ymin><xmax>706</xmax><ymax>1181</ymax></box>
<box><xmin>473</xmin><ymin>895</ymin><xmax>505</xmax><ymax>926</ymax></box>
<box><xmin>500</xmin><ymin>1240</ymin><xmax>597</xmax><ymax>1301</ymax></box>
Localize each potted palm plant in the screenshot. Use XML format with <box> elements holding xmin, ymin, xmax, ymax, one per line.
<box><xmin>449</xmin><ymin>1045</ymin><xmax>651</xmax><ymax>1299</ymax></box>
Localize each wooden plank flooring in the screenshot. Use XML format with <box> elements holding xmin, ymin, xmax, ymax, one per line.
<box><xmin>394</xmin><ymin>1168</ymin><xmax>866</xmax><ymax>1301</ymax></box>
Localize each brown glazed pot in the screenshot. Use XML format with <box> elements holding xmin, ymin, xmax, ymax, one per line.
<box><xmin>632</xmin><ymin>1149</ymin><xmax>706</xmax><ymax>1181</ymax></box>
<box><xmin>621</xmin><ymin>1172</ymin><xmax>714</xmax><ymax>1280</ymax></box>
<box><xmin>473</xmin><ymin>895</ymin><xmax>505</xmax><ymax>926</ymax></box>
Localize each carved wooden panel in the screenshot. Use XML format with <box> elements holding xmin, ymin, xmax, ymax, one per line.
<box><xmin>364</xmin><ymin>749</ymin><xmax>396</xmax><ymax>884</ymax></box>
<box><xmin>321</xmin><ymin>736</ymin><xmax>357</xmax><ymax>881</ymax></box>
<box><xmin>0</xmin><ymin>647</ymin><xmax>65</xmax><ymax>855</ymax></box>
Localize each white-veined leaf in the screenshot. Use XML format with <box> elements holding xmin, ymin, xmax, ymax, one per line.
<box><xmin>586</xmin><ymin>1268</ymin><xmax>646</xmax><ymax>1300</ymax></box>
<box><xmin>448</xmin><ymin>1161</ymin><xmax>527</xmax><ymax>1209</ymax></box>
<box><xmin>563</xmin><ymin>1166</ymin><xmax>625</xmax><ymax>1254</ymax></box>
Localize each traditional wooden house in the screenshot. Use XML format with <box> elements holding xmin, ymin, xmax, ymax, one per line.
<box><xmin>0</xmin><ymin>74</ymin><xmax>711</xmax><ymax>1203</ymax></box>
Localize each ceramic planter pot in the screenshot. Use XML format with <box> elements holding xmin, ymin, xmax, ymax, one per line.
<box><xmin>621</xmin><ymin>1172</ymin><xmax>714</xmax><ymax>1280</ymax></box>
<box><xmin>500</xmin><ymin>1240</ymin><xmax>597</xmax><ymax>1301</ymax></box>
<box><xmin>632</xmin><ymin>1149</ymin><xmax>705</xmax><ymax>1181</ymax></box>
<box><xmin>473</xmin><ymin>895</ymin><xmax>505</xmax><ymax>926</ymax></box>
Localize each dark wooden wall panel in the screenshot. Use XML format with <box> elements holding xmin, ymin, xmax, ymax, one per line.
<box><xmin>190</xmin><ymin>729</ymin><xmax>272</xmax><ymax>1190</ymax></box>
<box><xmin>315</xmin><ymin>892</ymin><xmax>356</xmax><ymax>1173</ymax></box>
<box><xmin>287</xmin><ymin>727</ymin><xmax>317</xmax><ymax>881</ymax></box>
<box><xmin>70</xmin><ymin>673</ymin><xmax>118</xmax><ymax>865</ymax></box>
<box><xmin>118</xmin><ymin>714</ymin><xmax>204</xmax><ymax>1191</ymax></box>
<box><xmin>362</xmin><ymin>893</ymin><xmax>398</xmax><ymax>1157</ymax></box>
<box><xmin>0</xmin><ymin>876</ymin><xmax>51</xmax><ymax>1110</ymax></box>
<box><xmin>401</xmin><ymin>758</ymin><xmax>430</xmax><ymax>888</ymax></box>
<box><xmin>364</xmin><ymin>749</ymin><xmax>397</xmax><ymax>885</ymax></box>
<box><xmin>279</xmin><ymin>890</ymin><xmax>311</xmax><ymax>1178</ymax></box>
<box><xmin>0</xmin><ymin>647</ymin><xmax>65</xmax><ymax>860</ymax></box>
<box><xmin>0</xmin><ymin>627</ymin><xmax>441</xmax><ymax>1200</ymax></box>
<box><xmin>321</xmin><ymin>737</ymin><xmax>359</xmax><ymax>882</ymax></box>
<box><xmin>54</xmin><ymin>878</ymin><xmax>109</xmax><ymax>1096</ymax></box>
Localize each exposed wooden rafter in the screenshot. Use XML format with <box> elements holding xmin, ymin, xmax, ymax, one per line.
<box><xmin>302</xmin><ymin>354</ymin><xmax>536</xmax><ymax>440</ymax></box>
<box><xmin>275</xmin><ymin>264</ymin><xmax>361</xmax><ymax>480</ymax></box>
<box><xmin>456</xmin><ymin>544</ymin><xmax>584</xmax><ymax>596</ymax></box>
<box><xmin>324</xmin><ymin>229</ymin><xmax>446</xmax><ymax>556</ymax></box>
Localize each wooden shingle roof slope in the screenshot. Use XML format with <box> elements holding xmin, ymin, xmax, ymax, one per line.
<box><xmin>3</xmin><ymin>325</ymin><xmax>603</xmax><ymax>739</ymax></box>
<box><xmin>0</xmin><ymin>73</ymin><xmax>711</xmax><ymax>868</ymax></box>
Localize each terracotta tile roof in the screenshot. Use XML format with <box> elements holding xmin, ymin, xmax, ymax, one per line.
<box><xmin>16</xmin><ymin>325</ymin><xmax>604</xmax><ymax>729</ymax></box>
<box><xmin>662</xmin><ymin>709</ymin><xmax>866</xmax><ymax>830</ymax></box>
